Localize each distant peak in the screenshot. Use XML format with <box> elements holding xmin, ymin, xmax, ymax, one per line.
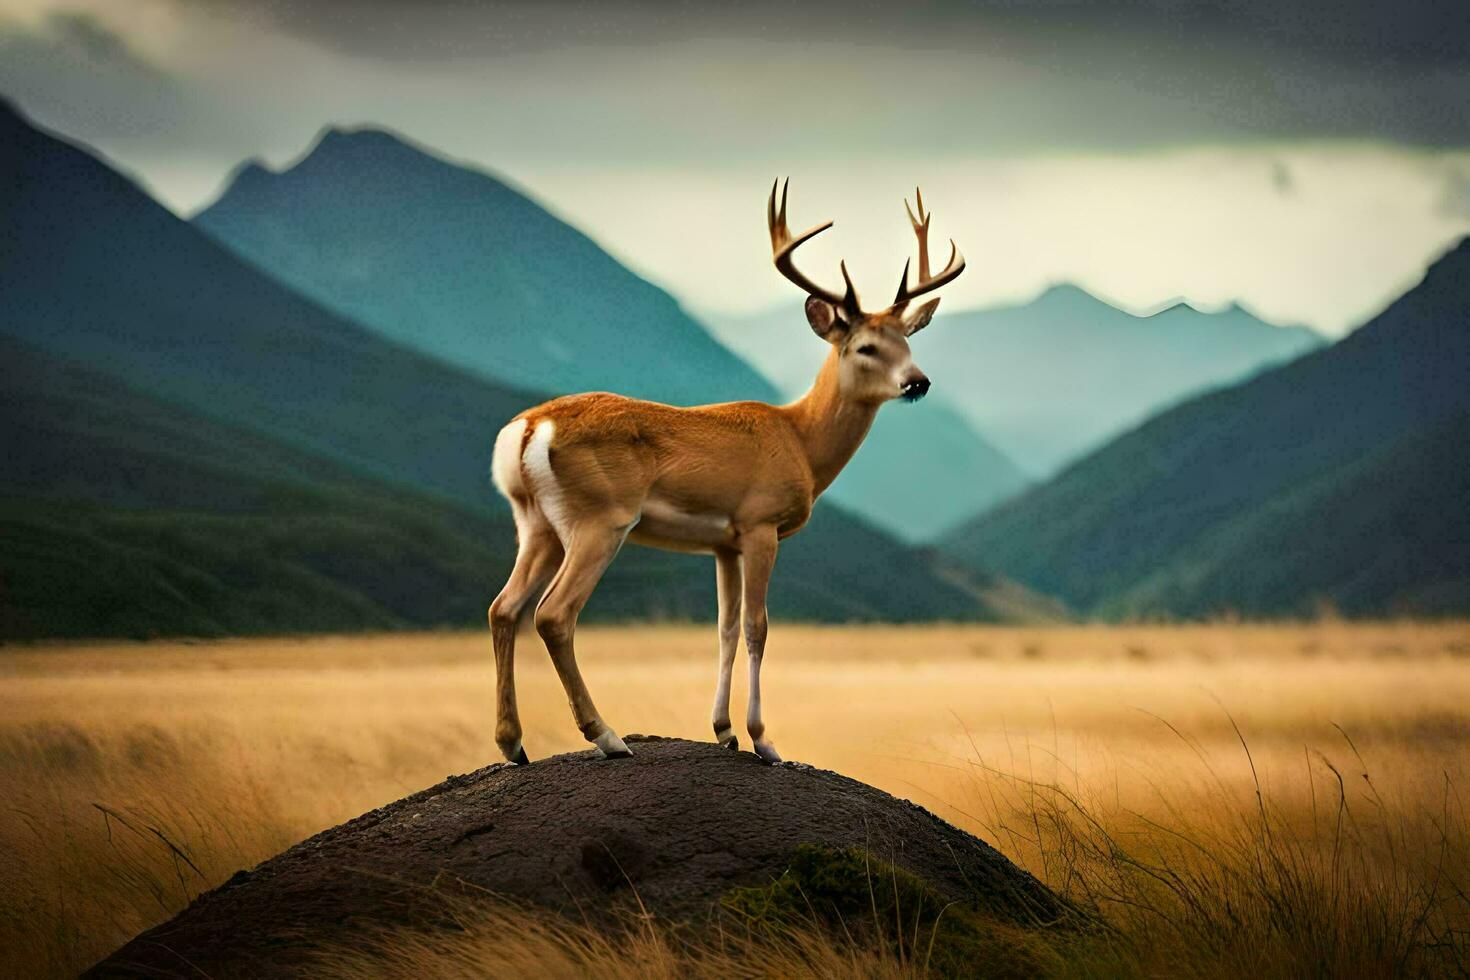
<box><xmin>209</xmin><ymin>158</ymin><xmax>277</xmax><ymax>203</ymax></box>
<box><xmin>1027</xmin><ymin>282</ymin><xmax>1122</xmax><ymax>312</ymax></box>
<box><xmin>308</xmin><ymin>124</ymin><xmax>419</xmax><ymax>157</ymax></box>
<box><xmin>1150</xmin><ymin>298</ymin><xmax>1193</xmax><ymax>316</ymax></box>
<box><xmin>319</xmin><ymin>125</ymin><xmax>386</xmax><ymax>143</ymax></box>
<box><xmin>278</xmin><ymin>124</ymin><xmax>466</xmax><ymax>184</ymax></box>
<box><xmin>234</xmin><ymin>158</ymin><xmax>272</xmax><ymax>180</ymax></box>
<box><xmin>1036</xmin><ymin>282</ymin><xmax>1094</xmax><ymax>303</ymax></box>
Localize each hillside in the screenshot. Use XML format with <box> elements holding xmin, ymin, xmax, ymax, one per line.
<box><xmin>0</xmin><ymin>99</ymin><xmax>541</xmax><ymax>512</ymax></box>
<box><xmin>193</xmin><ymin>127</ymin><xmax>776</xmax><ymax>408</ymax></box>
<box><xmin>0</xmin><ymin>337</ymin><xmax>520</xmax><ymax>638</ymax></box>
<box><xmin>918</xmin><ymin>286</ymin><xmax>1325</xmax><ymax>474</ymax></box>
<box><xmin>946</xmin><ymin>240</ymin><xmax>1470</xmax><ymax>618</ymax></box>
<box><xmin>0</xmin><ymin>335</ymin><xmax>1045</xmax><ymax>637</ymax></box>
<box><xmin>707</xmin><ymin>305</ymin><xmax>1030</xmax><ymax>540</ymax></box>
<box><xmin>0</xmin><ymin>102</ymin><xmax>1050</xmax><ymax>631</ymax></box>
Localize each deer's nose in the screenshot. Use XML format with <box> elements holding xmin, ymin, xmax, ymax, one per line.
<box><xmin>900</xmin><ymin>374</ymin><xmax>931</xmax><ymax>402</ymax></box>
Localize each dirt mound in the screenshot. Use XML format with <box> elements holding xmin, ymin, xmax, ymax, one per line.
<box><xmin>89</xmin><ymin>736</ymin><xmax>1074</xmax><ymax>977</ymax></box>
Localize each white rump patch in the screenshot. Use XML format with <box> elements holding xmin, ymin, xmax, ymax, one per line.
<box><xmin>522</xmin><ymin>419</ymin><xmax>571</xmax><ymax>540</ymax></box>
<box><xmin>490</xmin><ymin>417</ymin><xmax>528</xmax><ymax>499</ymax></box>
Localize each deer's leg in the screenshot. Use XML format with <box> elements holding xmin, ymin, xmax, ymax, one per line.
<box><xmin>488</xmin><ymin>504</ymin><xmax>563</xmax><ymax>765</ymax></box>
<box><xmin>741</xmin><ymin>525</ymin><xmax>782</xmax><ymax>764</ymax></box>
<box><xmin>534</xmin><ymin>524</ymin><xmax>632</xmax><ymax>759</ymax></box>
<box><xmin>711</xmin><ymin>547</ymin><xmax>742</xmax><ymax>750</ymax></box>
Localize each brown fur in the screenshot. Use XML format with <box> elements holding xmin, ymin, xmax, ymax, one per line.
<box><xmin>512</xmin><ymin>346</ymin><xmax>879</xmax><ymax>549</ymax></box>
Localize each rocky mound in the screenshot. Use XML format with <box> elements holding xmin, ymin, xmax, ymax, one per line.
<box><xmin>89</xmin><ymin>737</ymin><xmax>1075</xmax><ymax>977</ymax></box>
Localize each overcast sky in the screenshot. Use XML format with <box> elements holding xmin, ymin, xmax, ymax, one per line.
<box><xmin>3</xmin><ymin>0</ymin><xmax>1469</xmax><ymax>334</ymax></box>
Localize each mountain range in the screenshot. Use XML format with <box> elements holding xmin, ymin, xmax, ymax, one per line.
<box><xmin>911</xmin><ymin>286</ymin><xmax>1325</xmax><ymax>475</ymax></box>
<box><xmin>192</xmin><ymin>129</ymin><xmax>1030</xmax><ymax>541</ymax></box>
<box><xmin>0</xmin><ymin>99</ymin><xmax>1052</xmax><ymax>636</ymax></box>
<box><xmin>946</xmin><ymin>240</ymin><xmax>1470</xmax><ymax>617</ymax></box>
<box><xmin>6</xmin><ymin>94</ymin><xmax>1464</xmax><ymax>628</ymax></box>
<box><xmin>706</xmin><ymin>289</ymin><xmax>1324</xmax><ymax>535</ymax></box>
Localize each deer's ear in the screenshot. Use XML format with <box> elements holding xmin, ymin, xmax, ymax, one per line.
<box><xmin>805</xmin><ymin>296</ymin><xmax>847</xmax><ymax>342</ymax></box>
<box><xmin>902</xmin><ymin>297</ymin><xmax>941</xmax><ymax>336</ymax></box>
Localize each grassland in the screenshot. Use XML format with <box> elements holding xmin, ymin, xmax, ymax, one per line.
<box><xmin>3</xmin><ymin>622</ymin><xmax>1468</xmax><ymax>976</ymax></box>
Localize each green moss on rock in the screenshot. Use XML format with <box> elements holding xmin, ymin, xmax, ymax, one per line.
<box><xmin>723</xmin><ymin>844</ymin><xmax>1076</xmax><ymax>979</ymax></box>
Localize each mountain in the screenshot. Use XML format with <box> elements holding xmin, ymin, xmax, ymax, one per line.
<box><xmin>0</xmin><ymin>100</ymin><xmax>1054</xmax><ymax>633</ymax></box>
<box><xmin>945</xmin><ymin>240</ymin><xmax>1470</xmax><ymax>618</ymax></box>
<box><xmin>0</xmin><ymin>100</ymin><xmax>540</xmax><ymax>512</ymax></box>
<box><xmin>193</xmin><ymin>126</ymin><xmax>777</xmax><ymax>408</ymax></box>
<box><xmin>919</xmin><ymin>286</ymin><xmax>1326</xmax><ymax>474</ymax></box>
<box><xmin>705</xmin><ymin>305</ymin><xmax>1030</xmax><ymax>541</ymax></box>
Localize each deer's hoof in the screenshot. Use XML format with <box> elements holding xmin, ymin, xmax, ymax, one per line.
<box><xmin>511</xmin><ymin>745</ymin><xmax>531</xmax><ymax>766</ymax></box>
<box><xmin>593</xmin><ymin>730</ymin><xmax>633</xmax><ymax>759</ymax></box>
<box><xmin>715</xmin><ymin>727</ymin><xmax>738</xmax><ymax>751</ymax></box>
<box><xmin>753</xmin><ymin>739</ymin><xmax>782</xmax><ymax>764</ymax></box>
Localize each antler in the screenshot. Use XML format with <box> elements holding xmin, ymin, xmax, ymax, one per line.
<box><xmin>768</xmin><ymin>178</ymin><xmax>861</xmax><ymax>317</ymax></box>
<box><xmin>894</xmin><ymin>187</ymin><xmax>966</xmax><ymax>307</ymax></box>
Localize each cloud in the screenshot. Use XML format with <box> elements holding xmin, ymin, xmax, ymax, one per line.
<box><xmin>0</xmin><ymin>11</ymin><xmax>186</xmax><ymax>138</ymax></box>
<box><xmin>120</xmin><ymin>0</ymin><xmax>1462</xmax><ymax>151</ymax></box>
<box><xmin>2</xmin><ymin>0</ymin><xmax>1468</xmax><ymax>335</ymax></box>
<box><xmin>194</xmin><ymin>1</ymin><xmax>1470</xmax><ymax>71</ymax></box>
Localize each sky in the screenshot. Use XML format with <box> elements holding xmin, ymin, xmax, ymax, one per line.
<box><xmin>2</xmin><ymin>0</ymin><xmax>1469</xmax><ymax>335</ymax></box>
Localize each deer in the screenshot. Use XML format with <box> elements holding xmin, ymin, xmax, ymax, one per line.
<box><xmin>487</xmin><ymin>180</ymin><xmax>966</xmax><ymax>765</ymax></box>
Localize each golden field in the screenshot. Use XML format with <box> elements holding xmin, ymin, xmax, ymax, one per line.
<box><xmin>3</xmin><ymin>622</ymin><xmax>1469</xmax><ymax>977</ymax></box>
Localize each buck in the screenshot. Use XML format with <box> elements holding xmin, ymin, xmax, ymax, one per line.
<box><xmin>488</xmin><ymin>180</ymin><xmax>966</xmax><ymax>765</ymax></box>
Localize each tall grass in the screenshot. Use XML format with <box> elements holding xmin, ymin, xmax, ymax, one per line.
<box><xmin>949</xmin><ymin>726</ymin><xmax>1469</xmax><ymax>977</ymax></box>
<box><xmin>2</xmin><ymin>624</ymin><xmax>1468</xmax><ymax>976</ymax></box>
<box><xmin>315</xmin><ymin>894</ymin><xmax>933</xmax><ymax>980</ymax></box>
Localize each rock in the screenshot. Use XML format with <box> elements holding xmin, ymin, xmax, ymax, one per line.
<box><xmin>88</xmin><ymin>736</ymin><xmax>1075</xmax><ymax>977</ymax></box>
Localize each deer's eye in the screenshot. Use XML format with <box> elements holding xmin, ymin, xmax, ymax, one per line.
<box><xmin>856</xmin><ymin>344</ymin><xmax>878</xmax><ymax>357</ymax></box>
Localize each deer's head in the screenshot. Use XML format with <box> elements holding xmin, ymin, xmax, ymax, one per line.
<box><xmin>767</xmin><ymin>180</ymin><xmax>966</xmax><ymax>406</ymax></box>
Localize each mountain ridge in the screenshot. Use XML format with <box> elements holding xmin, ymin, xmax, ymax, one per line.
<box><xmin>194</xmin><ymin>123</ymin><xmax>778</xmax><ymax>409</ymax></box>
<box><xmin>944</xmin><ymin>236</ymin><xmax>1470</xmax><ymax>617</ymax></box>
<box><xmin>912</xmin><ymin>283</ymin><xmax>1327</xmax><ymax>474</ymax></box>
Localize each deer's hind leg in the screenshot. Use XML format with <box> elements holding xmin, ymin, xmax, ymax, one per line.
<box><xmin>488</xmin><ymin>501</ymin><xmax>563</xmax><ymax>765</ymax></box>
<box><xmin>534</xmin><ymin>522</ymin><xmax>633</xmax><ymax>759</ymax></box>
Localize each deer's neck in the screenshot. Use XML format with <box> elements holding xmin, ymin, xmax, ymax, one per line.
<box><xmin>784</xmin><ymin>348</ymin><xmax>879</xmax><ymax>497</ymax></box>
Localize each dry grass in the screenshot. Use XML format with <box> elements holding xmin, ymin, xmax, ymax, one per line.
<box><xmin>314</xmin><ymin>895</ymin><xmax>936</xmax><ymax>980</ymax></box>
<box><xmin>2</xmin><ymin>622</ymin><xmax>1469</xmax><ymax>976</ymax></box>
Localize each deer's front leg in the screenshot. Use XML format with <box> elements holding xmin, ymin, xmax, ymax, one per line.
<box><xmin>711</xmin><ymin>548</ymin><xmax>743</xmax><ymax>750</ymax></box>
<box><xmin>740</xmin><ymin>526</ymin><xmax>781</xmax><ymax>763</ymax></box>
